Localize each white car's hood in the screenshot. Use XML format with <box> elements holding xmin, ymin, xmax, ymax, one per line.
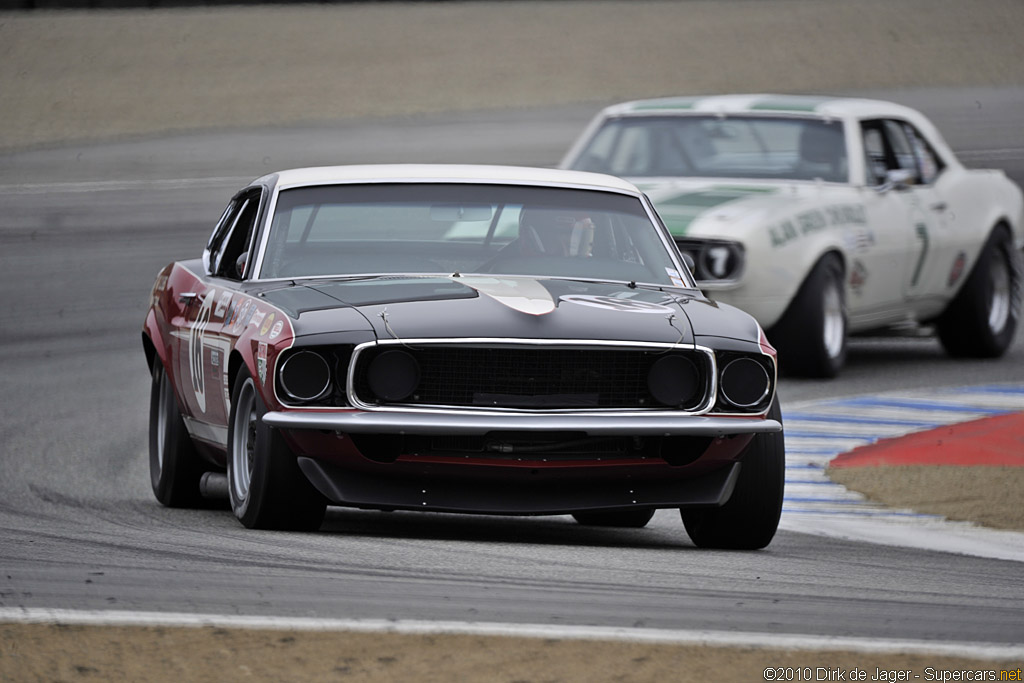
<box><xmin>634</xmin><ymin>178</ymin><xmax>853</xmax><ymax>240</ymax></box>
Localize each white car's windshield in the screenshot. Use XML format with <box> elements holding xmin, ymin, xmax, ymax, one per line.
<box><xmin>569</xmin><ymin>115</ymin><xmax>848</xmax><ymax>183</ymax></box>
<box><xmin>259</xmin><ymin>183</ymin><xmax>687</xmax><ymax>286</ymax></box>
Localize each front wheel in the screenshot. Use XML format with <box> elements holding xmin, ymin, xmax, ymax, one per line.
<box><xmin>572</xmin><ymin>509</ymin><xmax>655</xmax><ymax>528</ymax></box>
<box><xmin>768</xmin><ymin>254</ymin><xmax>847</xmax><ymax>378</ymax></box>
<box><xmin>681</xmin><ymin>398</ymin><xmax>784</xmax><ymax>550</ymax></box>
<box><xmin>937</xmin><ymin>226</ymin><xmax>1021</xmax><ymax>358</ymax></box>
<box><xmin>149</xmin><ymin>362</ymin><xmax>206</xmax><ymax>507</ymax></box>
<box><xmin>227</xmin><ymin>366</ymin><xmax>327</xmax><ymax>531</ymax></box>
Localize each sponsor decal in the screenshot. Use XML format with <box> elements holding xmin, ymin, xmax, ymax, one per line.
<box><xmin>269</xmin><ymin>320</ymin><xmax>284</xmax><ymax>340</ymax></box>
<box><xmin>214</xmin><ymin>290</ymin><xmax>232</xmax><ymax>318</ymax></box>
<box><xmin>223</xmin><ymin>299</ymin><xmax>239</xmax><ymax>329</ymax></box>
<box><xmin>233</xmin><ymin>299</ymin><xmax>253</xmax><ymax>334</ymax></box>
<box><xmin>665</xmin><ymin>268</ymin><xmax>686</xmax><ymax>288</ymax></box>
<box><xmin>250</xmin><ymin>310</ymin><xmax>266</xmax><ymax>330</ymax></box>
<box><xmin>948</xmin><ymin>251</ymin><xmax>967</xmax><ymax>288</ymax></box>
<box><xmin>849</xmin><ymin>260</ymin><xmax>868</xmax><ymax>294</ymax></box>
<box><xmin>770</xmin><ymin>204</ymin><xmax>867</xmax><ymax>249</ymax></box>
<box><xmin>257</xmin><ymin>342</ymin><xmax>268</xmax><ymax>386</ymax></box>
<box><xmin>187</xmin><ymin>292</ymin><xmax>215</xmax><ymax>414</ymax></box>
<box><xmin>260</xmin><ymin>313</ymin><xmax>275</xmax><ymax>337</ymax></box>
<box><xmin>561</xmin><ymin>294</ymin><xmax>674</xmax><ymax>314</ymax></box>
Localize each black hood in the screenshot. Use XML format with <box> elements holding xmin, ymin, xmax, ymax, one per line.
<box><xmin>262</xmin><ymin>276</ymin><xmax>702</xmax><ymax>345</ymax></box>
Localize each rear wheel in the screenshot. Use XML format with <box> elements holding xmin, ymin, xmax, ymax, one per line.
<box><xmin>227</xmin><ymin>366</ymin><xmax>327</xmax><ymax>531</ymax></box>
<box><xmin>768</xmin><ymin>254</ymin><xmax>847</xmax><ymax>378</ymax></box>
<box><xmin>149</xmin><ymin>362</ymin><xmax>206</xmax><ymax>507</ymax></box>
<box><xmin>937</xmin><ymin>227</ymin><xmax>1021</xmax><ymax>358</ymax></box>
<box><xmin>572</xmin><ymin>509</ymin><xmax>655</xmax><ymax>528</ymax></box>
<box><xmin>681</xmin><ymin>398</ymin><xmax>784</xmax><ymax>550</ymax></box>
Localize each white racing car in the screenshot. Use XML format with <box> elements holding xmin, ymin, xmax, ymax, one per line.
<box><xmin>562</xmin><ymin>94</ymin><xmax>1024</xmax><ymax>377</ymax></box>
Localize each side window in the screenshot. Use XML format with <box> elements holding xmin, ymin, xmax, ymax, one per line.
<box><xmin>882</xmin><ymin>120</ymin><xmax>920</xmax><ymax>182</ymax></box>
<box><xmin>209</xmin><ymin>189</ymin><xmax>262</xmax><ymax>280</ymax></box>
<box><xmin>205</xmin><ymin>198</ymin><xmax>243</xmax><ymax>274</ymax></box>
<box><xmin>902</xmin><ymin>122</ymin><xmax>943</xmax><ymax>185</ymax></box>
<box><xmin>861</xmin><ymin>122</ymin><xmax>890</xmax><ymax>186</ymax></box>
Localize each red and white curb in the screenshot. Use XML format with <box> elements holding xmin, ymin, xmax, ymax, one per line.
<box><xmin>779</xmin><ymin>383</ymin><xmax>1024</xmax><ymax>561</ymax></box>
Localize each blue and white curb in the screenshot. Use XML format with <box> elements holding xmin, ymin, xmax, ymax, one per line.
<box><xmin>777</xmin><ymin>383</ymin><xmax>1024</xmax><ymax>561</ymax></box>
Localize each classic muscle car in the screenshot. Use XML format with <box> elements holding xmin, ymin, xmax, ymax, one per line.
<box><xmin>561</xmin><ymin>94</ymin><xmax>1024</xmax><ymax>377</ymax></box>
<box><xmin>142</xmin><ymin>165</ymin><xmax>784</xmax><ymax>549</ymax></box>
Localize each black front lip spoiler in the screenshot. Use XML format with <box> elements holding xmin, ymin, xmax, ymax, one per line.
<box><xmin>298</xmin><ymin>457</ymin><xmax>742</xmax><ymax>515</ymax></box>
<box><xmin>263</xmin><ymin>410</ymin><xmax>780</xmax><ymax>437</ymax></box>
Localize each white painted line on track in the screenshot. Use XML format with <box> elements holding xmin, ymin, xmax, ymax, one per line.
<box><xmin>1</xmin><ymin>608</ymin><xmax>1022</xmax><ymax>659</ymax></box>
<box><xmin>780</xmin><ymin>383</ymin><xmax>1024</xmax><ymax>562</ymax></box>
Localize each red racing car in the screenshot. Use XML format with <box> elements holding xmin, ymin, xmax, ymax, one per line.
<box><xmin>142</xmin><ymin>165</ymin><xmax>784</xmax><ymax>549</ymax></box>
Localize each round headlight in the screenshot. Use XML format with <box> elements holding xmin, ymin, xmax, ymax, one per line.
<box><xmin>720</xmin><ymin>357</ymin><xmax>770</xmax><ymax>408</ymax></box>
<box><xmin>367</xmin><ymin>350</ymin><xmax>421</xmax><ymax>402</ymax></box>
<box><xmin>279</xmin><ymin>350</ymin><xmax>331</xmax><ymax>402</ymax></box>
<box><xmin>647</xmin><ymin>355</ymin><xmax>701</xmax><ymax>407</ymax></box>
<box><xmin>699</xmin><ymin>242</ymin><xmax>744</xmax><ymax>281</ymax></box>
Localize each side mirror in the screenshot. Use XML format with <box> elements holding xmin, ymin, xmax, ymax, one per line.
<box><xmin>679</xmin><ymin>251</ymin><xmax>696</xmax><ymax>273</ymax></box>
<box><xmin>879</xmin><ymin>168</ymin><xmax>915</xmax><ymax>192</ymax></box>
<box><xmin>235</xmin><ymin>252</ymin><xmax>248</xmax><ymax>279</ymax></box>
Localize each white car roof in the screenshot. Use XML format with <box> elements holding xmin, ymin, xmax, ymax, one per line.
<box><xmin>255</xmin><ymin>164</ymin><xmax>643</xmax><ymax>195</ymax></box>
<box><xmin>599</xmin><ymin>93</ymin><xmax>923</xmax><ymax>121</ymax></box>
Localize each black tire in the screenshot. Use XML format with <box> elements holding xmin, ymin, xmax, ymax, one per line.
<box><xmin>767</xmin><ymin>254</ymin><xmax>847</xmax><ymax>378</ymax></box>
<box><xmin>937</xmin><ymin>226</ymin><xmax>1021</xmax><ymax>358</ymax></box>
<box><xmin>227</xmin><ymin>366</ymin><xmax>327</xmax><ymax>531</ymax></box>
<box><xmin>149</xmin><ymin>361</ymin><xmax>206</xmax><ymax>508</ymax></box>
<box><xmin>572</xmin><ymin>508</ymin><xmax>655</xmax><ymax>528</ymax></box>
<box><xmin>681</xmin><ymin>398</ymin><xmax>784</xmax><ymax>550</ymax></box>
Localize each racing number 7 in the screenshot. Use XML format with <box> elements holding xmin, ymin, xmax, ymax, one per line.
<box><xmin>910</xmin><ymin>222</ymin><xmax>929</xmax><ymax>288</ymax></box>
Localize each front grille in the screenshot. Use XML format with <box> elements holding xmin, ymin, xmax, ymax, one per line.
<box><xmin>351</xmin><ymin>342</ymin><xmax>712</xmax><ymax>411</ymax></box>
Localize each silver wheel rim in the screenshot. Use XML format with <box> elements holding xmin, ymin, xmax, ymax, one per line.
<box><xmin>987</xmin><ymin>252</ymin><xmax>1011</xmax><ymax>335</ymax></box>
<box><xmin>231</xmin><ymin>378</ymin><xmax>257</xmax><ymax>504</ymax></box>
<box><xmin>156</xmin><ymin>368</ymin><xmax>172</xmax><ymax>473</ymax></box>
<box><xmin>822</xmin><ymin>279</ymin><xmax>845</xmax><ymax>359</ymax></box>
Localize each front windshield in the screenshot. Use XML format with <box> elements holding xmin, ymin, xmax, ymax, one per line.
<box><xmin>258</xmin><ymin>183</ymin><xmax>688</xmax><ymax>287</ymax></box>
<box><xmin>569</xmin><ymin>115</ymin><xmax>848</xmax><ymax>183</ymax></box>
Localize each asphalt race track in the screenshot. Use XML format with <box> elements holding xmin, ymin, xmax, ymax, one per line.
<box><xmin>1</xmin><ymin>87</ymin><xmax>1023</xmax><ymax>657</ymax></box>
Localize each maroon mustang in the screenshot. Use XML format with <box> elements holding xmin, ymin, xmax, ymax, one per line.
<box><xmin>142</xmin><ymin>164</ymin><xmax>785</xmax><ymax>549</ymax></box>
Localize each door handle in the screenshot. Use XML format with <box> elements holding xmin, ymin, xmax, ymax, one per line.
<box><xmin>178</xmin><ymin>292</ymin><xmax>198</xmax><ymax>305</ymax></box>
<box><xmin>929</xmin><ymin>202</ymin><xmax>948</xmax><ymax>212</ymax></box>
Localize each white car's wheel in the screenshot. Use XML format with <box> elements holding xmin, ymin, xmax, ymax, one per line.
<box><xmin>227</xmin><ymin>366</ymin><xmax>327</xmax><ymax>531</ymax></box>
<box><xmin>149</xmin><ymin>362</ymin><xmax>206</xmax><ymax>507</ymax></box>
<box><xmin>572</xmin><ymin>509</ymin><xmax>655</xmax><ymax>528</ymax></box>
<box><xmin>768</xmin><ymin>254</ymin><xmax>847</xmax><ymax>378</ymax></box>
<box><xmin>681</xmin><ymin>398</ymin><xmax>784</xmax><ymax>550</ymax></box>
<box><xmin>937</xmin><ymin>226</ymin><xmax>1021</xmax><ymax>358</ymax></box>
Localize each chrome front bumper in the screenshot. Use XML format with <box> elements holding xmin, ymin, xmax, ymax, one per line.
<box><xmin>262</xmin><ymin>410</ymin><xmax>781</xmax><ymax>437</ymax></box>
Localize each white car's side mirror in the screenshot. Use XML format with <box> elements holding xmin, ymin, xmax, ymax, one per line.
<box><xmin>878</xmin><ymin>168</ymin><xmax>915</xmax><ymax>192</ymax></box>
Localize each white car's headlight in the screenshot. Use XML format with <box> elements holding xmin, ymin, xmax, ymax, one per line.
<box><xmin>675</xmin><ymin>238</ymin><xmax>745</xmax><ymax>283</ymax></box>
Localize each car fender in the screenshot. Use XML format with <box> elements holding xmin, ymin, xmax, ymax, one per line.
<box><xmin>141</xmin><ymin>263</ymin><xmax>175</xmax><ymax>374</ymax></box>
<box><xmin>687</xmin><ymin>194</ymin><xmax>855</xmax><ymax>329</ymax></box>
<box><xmin>935</xmin><ymin>170</ymin><xmax>1024</xmax><ymax>294</ymax></box>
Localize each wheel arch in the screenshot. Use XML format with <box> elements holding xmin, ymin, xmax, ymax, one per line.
<box><xmin>955</xmin><ymin>219</ymin><xmax>1018</xmax><ymax>297</ymax></box>
<box><xmin>228</xmin><ymin>349</ymin><xmax>249</xmax><ymax>403</ymax></box>
<box><xmin>141</xmin><ymin>309</ymin><xmax>170</xmax><ymax>374</ymax></box>
<box><xmin>775</xmin><ymin>247</ymin><xmax>847</xmax><ymax>323</ymax></box>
